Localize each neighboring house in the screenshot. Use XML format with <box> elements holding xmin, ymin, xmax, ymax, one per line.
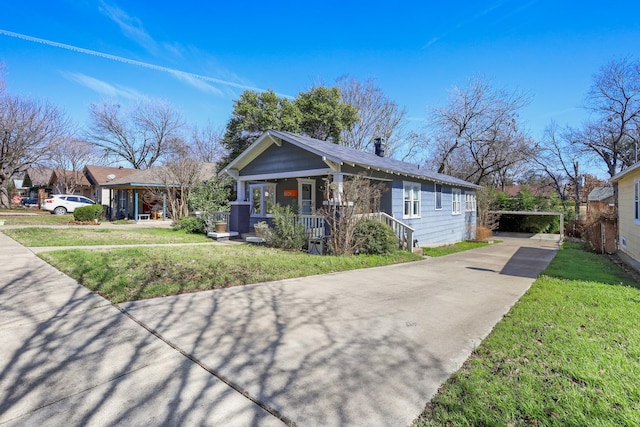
<box><xmin>49</xmin><ymin>169</ymin><xmax>93</xmax><ymax>198</ymax></box>
<box><xmin>11</xmin><ymin>177</ymin><xmax>27</xmax><ymax>198</ymax></box>
<box><xmin>612</xmin><ymin>163</ymin><xmax>640</xmax><ymax>266</ymax></box>
<box><xmin>100</xmin><ymin>163</ymin><xmax>217</xmax><ymax>221</ymax></box>
<box><xmin>23</xmin><ymin>167</ymin><xmax>53</xmax><ymax>205</ymax></box>
<box><xmin>220</xmin><ymin>130</ymin><xmax>481</xmax><ymax>246</ymax></box>
<box><xmin>587</xmin><ymin>186</ymin><xmax>615</xmax><ymax>214</ymax></box>
<box><xmin>84</xmin><ymin>165</ymin><xmax>138</xmax><ymax>206</ymax></box>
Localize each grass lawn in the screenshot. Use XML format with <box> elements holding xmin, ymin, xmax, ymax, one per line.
<box><xmin>39</xmin><ymin>245</ymin><xmax>421</xmax><ymax>303</ymax></box>
<box><xmin>414</xmin><ymin>242</ymin><xmax>640</xmax><ymax>426</ymax></box>
<box><xmin>3</xmin><ymin>227</ymin><xmax>210</xmax><ymax>246</ymax></box>
<box><xmin>422</xmin><ymin>240</ymin><xmax>496</xmax><ymax>257</ymax></box>
<box><xmin>0</xmin><ymin>210</ymin><xmax>74</xmax><ymax>225</ymax></box>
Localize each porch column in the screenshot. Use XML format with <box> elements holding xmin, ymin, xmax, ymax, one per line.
<box><xmin>236</xmin><ymin>180</ymin><xmax>246</xmax><ymax>202</ymax></box>
<box><xmin>134</xmin><ymin>189</ymin><xmax>139</xmax><ymax>221</ymax></box>
<box><xmin>162</xmin><ymin>191</ymin><xmax>167</xmax><ymax>220</ymax></box>
<box><xmin>333</xmin><ymin>173</ymin><xmax>344</xmax><ymax>203</ymax></box>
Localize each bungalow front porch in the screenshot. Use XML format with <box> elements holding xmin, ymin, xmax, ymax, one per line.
<box><xmin>224</xmin><ymin>173</ymin><xmax>414</xmax><ymax>251</ymax></box>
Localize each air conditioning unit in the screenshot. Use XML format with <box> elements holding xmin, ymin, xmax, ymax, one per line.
<box><xmin>308</xmin><ymin>237</ymin><xmax>324</xmax><ymax>255</ymax></box>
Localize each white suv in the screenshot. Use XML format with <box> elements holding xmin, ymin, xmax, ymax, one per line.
<box><xmin>42</xmin><ymin>195</ymin><xmax>96</xmax><ymax>215</ymax></box>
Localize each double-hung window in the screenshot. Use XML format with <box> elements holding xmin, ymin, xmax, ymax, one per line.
<box><xmin>434</xmin><ymin>183</ymin><xmax>442</xmax><ymax>210</ymax></box>
<box><xmin>452</xmin><ymin>189</ymin><xmax>461</xmax><ymax>215</ymax></box>
<box><xmin>403</xmin><ymin>182</ymin><xmax>421</xmax><ymax>218</ymax></box>
<box><xmin>465</xmin><ymin>192</ymin><xmax>476</xmax><ymax>212</ymax></box>
<box><xmin>249</xmin><ymin>183</ymin><xmax>276</xmax><ymax>217</ymax></box>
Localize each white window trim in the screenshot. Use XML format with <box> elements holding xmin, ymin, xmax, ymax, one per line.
<box><xmin>403</xmin><ymin>181</ymin><xmax>421</xmax><ymax>219</ymax></box>
<box><xmin>297</xmin><ymin>178</ymin><xmax>316</xmax><ymax>215</ymax></box>
<box><xmin>452</xmin><ymin>188</ymin><xmax>461</xmax><ymax>215</ymax></box>
<box><xmin>635</xmin><ymin>179</ymin><xmax>640</xmax><ymax>225</ymax></box>
<box><xmin>434</xmin><ymin>183</ymin><xmax>442</xmax><ymax>210</ymax></box>
<box><xmin>465</xmin><ymin>192</ymin><xmax>476</xmax><ymax>212</ymax></box>
<box><xmin>249</xmin><ymin>183</ymin><xmax>276</xmax><ymax>217</ymax></box>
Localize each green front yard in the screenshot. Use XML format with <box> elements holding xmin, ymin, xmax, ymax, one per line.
<box><xmin>415</xmin><ymin>242</ymin><xmax>640</xmax><ymax>426</ymax></box>
<box><xmin>39</xmin><ymin>245</ymin><xmax>420</xmax><ymax>303</ymax></box>
<box><xmin>3</xmin><ymin>227</ymin><xmax>210</xmax><ymax>246</ymax></box>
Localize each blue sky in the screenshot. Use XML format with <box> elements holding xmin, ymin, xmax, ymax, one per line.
<box><xmin>1</xmin><ymin>0</ymin><xmax>639</xmax><ymax>163</ymax></box>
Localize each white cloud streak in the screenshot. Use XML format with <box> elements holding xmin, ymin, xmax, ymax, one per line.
<box><xmin>98</xmin><ymin>1</ymin><xmax>158</xmax><ymax>54</ymax></box>
<box><xmin>0</xmin><ymin>29</ymin><xmax>273</xmax><ymax>95</ymax></box>
<box><xmin>60</xmin><ymin>71</ymin><xmax>143</xmax><ymax>99</ymax></box>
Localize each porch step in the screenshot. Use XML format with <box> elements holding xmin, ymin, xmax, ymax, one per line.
<box><xmin>207</xmin><ymin>231</ymin><xmax>239</xmax><ymax>242</ymax></box>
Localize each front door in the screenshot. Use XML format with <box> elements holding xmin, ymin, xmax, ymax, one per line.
<box><xmin>298</xmin><ymin>179</ymin><xmax>315</xmax><ymax>215</ymax></box>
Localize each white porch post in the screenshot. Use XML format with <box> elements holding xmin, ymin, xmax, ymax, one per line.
<box><xmin>333</xmin><ymin>173</ymin><xmax>344</xmax><ymax>203</ymax></box>
<box><xmin>236</xmin><ymin>180</ymin><xmax>246</xmax><ymax>202</ymax></box>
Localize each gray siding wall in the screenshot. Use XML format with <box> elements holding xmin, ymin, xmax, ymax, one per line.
<box><xmin>241</xmin><ymin>143</ymin><xmax>326</xmax><ymax>176</ymax></box>
<box><xmin>391</xmin><ymin>180</ymin><xmax>476</xmax><ymax>245</ymax></box>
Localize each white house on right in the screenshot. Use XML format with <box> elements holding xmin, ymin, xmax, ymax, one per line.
<box><xmin>611</xmin><ymin>162</ymin><xmax>640</xmax><ymax>267</ymax></box>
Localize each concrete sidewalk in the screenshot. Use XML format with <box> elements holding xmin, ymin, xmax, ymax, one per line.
<box><xmin>0</xmin><ymin>232</ymin><xmax>283</xmax><ymax>426</ymax></box>
<box><xmin>0</xmin><ymin>231</ymin><xmax>559</xmax><ymax>426</ymax></box>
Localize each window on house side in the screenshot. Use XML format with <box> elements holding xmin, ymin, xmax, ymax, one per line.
<box><xmin>452</xmin><ymin>189</ymin><xmax>461</xmax><ymax>215</ymax></box>
<box><xmin>465</xmin><ymin>192</ymin><xmax>476</xmax><ymax>212</ymax></box>
<box><xmin>635</xmin><ymin>180</ymin><xmax>639</xmax><ymax>223</ymax></box>
<box><xmin>435</xmin><ymin>183</ymin><xmax>442</xmax><ymax>210</ymax></box>
<box><xmin>403</xmin><ymin>182</ymin><xmax>421</xmax><ymax>219</ymax></box>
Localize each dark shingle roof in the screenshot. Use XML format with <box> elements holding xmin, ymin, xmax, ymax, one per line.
<box><xmin>271</xmin><ymin>131</ymin><xmax>481</xmax><ymax>189</ymax></box>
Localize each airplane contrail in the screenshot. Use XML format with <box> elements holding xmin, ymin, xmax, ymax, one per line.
<box><xmin>0</xmin><ymin>28</ymin><xmax>271</xmax><ymax>94</ymax></box>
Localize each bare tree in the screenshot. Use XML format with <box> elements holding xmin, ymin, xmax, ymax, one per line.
<box><xmin>572</xmin><ymin>58</ymin><xmax>640</xmax><ymax>178</ymax></box>
<box><xmin>87</xmin><ymin>98</ymin><xmax>185</xmax><ymax>169</ymax></box>
<box><xmin>317</xmin><ymin>174</ymin><xmax>386</xmax><ymax>255</ymax></box>
<box><xmin>146</xmin><ymin>146</ymin><xmax>214</xmax><ymax>220</ymax></box>
<box><xmin>47</xmin><ymin>137</ymin><xmax>102</xmax><ymax>194</ymax></box>
<box><xmin>0</xmin><ymin>93</ymin><xmax>69</xmax><ymax>207</ymax></box>
<box><xmin>189</xmin><ymin>124</ymin><xmax>226</xmax><ymax>164</ymax></box>
<box><xmin>427</xmin><ymin>76</ymin><xmax>533</xmax><ymax>185</ymax></box>
<box><xmin>531</xmin><ymin>121</ymin><xmax>583</xmax><ymax>214</ymax></box>
<box><xmin>337</xmin><ymin>76</ymin><xmax>412</xmax><ymax>159</ymax></box>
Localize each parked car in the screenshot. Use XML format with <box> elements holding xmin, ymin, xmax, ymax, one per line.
<box><xmin>42</xmin><ymin>195</ymin><xmax>95</xmax><ymax>215</ymax></box>
<box><xmin>20</xmin><ymin>197</ymin><xmax>39</xmax><ymax>207</ymax></box>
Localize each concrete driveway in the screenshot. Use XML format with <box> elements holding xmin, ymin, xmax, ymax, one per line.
<box><xmin>0</xmin><ymin>232</ymin><xmax>559</xmax><ymax>426</ymax></box>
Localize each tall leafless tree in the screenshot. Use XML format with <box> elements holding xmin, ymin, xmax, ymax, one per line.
<box><xmin>427</xmin><ymin>76</ymin><xmax>533</xmax><ymax>185</ymax></box>
<box><xmin>0</xmin><ymin>93</ymin><xmax>70</xmax><ymax>207</ymax></box>
<box><xmin>572</xmin><ymin>58</ymin><xmax>640</xmax><ymax>178</ymax></box>
<box><xmin>189</xmin><ymin>124</ymin><xmax>226</xmax><ymax>164</ymax></box>
<box><xmin>337</xmin><ymin>76</ymin><xmax>415</xmax><ymax>159</ymax></box>
<box><xmin>530</xmin><ymin>121</ymin><xmax>585</xmax><ymax>214</ymax></box>
<box><xmin>86</xmin><ymin>98</ymin><xmax>185</xmax><ymax>169</ymax></box>
<box><xmin>47</xmin><ymin>137</ymin><xmax>103</xmax><ymax>194</ymax></box>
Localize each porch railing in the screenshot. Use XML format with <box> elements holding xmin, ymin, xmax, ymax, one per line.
<box><xmin>296</xmin><ymin>214</ymin><xmax>326</xmax><ymax>238</ymax></box>
<box><xmin>297</xmin><ymin>212</ymin><xmax>414</xmax><ymax>251</ymax></box>
<box><xmin>358</xmin><ymin>212</ymin><xmax>415</xmax><ymax>251</ymax></box>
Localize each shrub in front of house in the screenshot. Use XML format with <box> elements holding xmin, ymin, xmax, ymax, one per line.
<box><xmin>353</xmin><ymin>219</ymin><xmax>398</xmax><ymax>255</ymax></box>
<box><xmin>73</xmin><ymin>204</ymin><xmax>105</xmax><ymax>222</ymax></box>
<box><xmin>172</xmin><ymin>216</ymin><xmax>206</xmax><ymax>234</ymax></box>
<box><xmin>266</xmin><ymin>204</ymin><xmax>307</xmax><ymax>250</ymax></box>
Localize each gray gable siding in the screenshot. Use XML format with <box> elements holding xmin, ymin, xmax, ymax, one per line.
<box><xmin>240</xmin><ymin>142</ymin><xmax>327</xmax><ymax>176</ymax></box>
<box><xmin>391</xmin><ymin>179</ymin><xmax>475</xmax><ymax>245</ymax></box>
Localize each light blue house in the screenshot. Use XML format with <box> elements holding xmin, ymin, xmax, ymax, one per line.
<box><xmin>221</xmin><ymin>130</ymin><xmax>480</xmax><ymax>247</ymax></box>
